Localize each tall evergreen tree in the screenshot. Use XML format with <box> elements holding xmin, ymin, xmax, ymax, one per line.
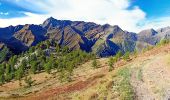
<box><xmin>0</xmin><ymin>64</ymin><xmax>5</xmax><ymax>84</ymax></box>
<box><xmin>30</xmin><ymin>61</ymin><xmax>37</xmax><ymax>74</ymax></box>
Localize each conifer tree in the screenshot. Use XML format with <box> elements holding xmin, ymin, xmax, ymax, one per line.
<box><xmin>0</xmin><ymin>64</ymin><xmax>5</xmax><ymax>85</ymax></box>
<box><xmin>30</xmin><ymin>61</ymin><xmax>37</xmax><ymax>74</ymax></box>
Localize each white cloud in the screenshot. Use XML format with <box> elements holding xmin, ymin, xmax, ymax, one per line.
<box><xmin>46</xmin><ymin>0</ymin><xmax>146</xmax><ymax>32</ymax></box>
<box><xmin>0</xmin><ymin>0</ymin><xmax>169</xmax><ymax>33</ymax></box>
<box><xmin>0</xmin><ymin>13</ymin><xmax>47</xmax><ymax>27</ymax></box>
<box><xmin>137</xmin><ymin>17</ymin><xmax>170</xmax><ymax>31</ymax></box>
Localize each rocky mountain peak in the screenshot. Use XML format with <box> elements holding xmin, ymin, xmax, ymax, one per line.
<box><xmin>42</xmin><ymin>17</ymin><xmax>59</xmax><ymax>29</ymax></box>
<box><xmin>42</xmin><ymin>17</ymin><xmax>72</xmax><ymax>30</ymax></box>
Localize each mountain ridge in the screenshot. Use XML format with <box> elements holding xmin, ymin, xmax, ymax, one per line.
<box><xmin>0</xmin><ymin>17</ymin><xmax>170</xmax><ymax>57</ymax></box>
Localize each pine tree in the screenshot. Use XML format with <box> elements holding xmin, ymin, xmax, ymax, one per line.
<box><xmin>30</xmin><ymin>61</ymin><xmax>37</xmax><ymax>74</ymax></box>
<box><xmin>5</xmin><ymin>64</ymin><xmax>13</xmax><ymax>82</ymax></box>
<box><xmin>15</xmin><ymin>65</ymin><xmax>24</xmax><ymax>80</ymax></box>
<box><xmin>0</xmin><ymin>64</ymin><xmax>5</xmax><ymax>85</ymax></box>
<box><xmin>44</xmin><ymin>61</ymin><xmax>52</xmax><ymax>74</ymax></box>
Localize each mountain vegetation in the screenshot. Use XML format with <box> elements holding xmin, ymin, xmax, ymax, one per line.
<box><xmin>0</xmin><ymin>17</ymin><xmax>170</xmax><ymax>99</ymax></box>
<box><xmin>0</xmin><ymin>40</ymin><xmax>93</xmax><ymax>84</ymax></box>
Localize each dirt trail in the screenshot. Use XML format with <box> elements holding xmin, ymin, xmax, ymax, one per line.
<box><xmin>143</xmin><ymin>55</ymin><xmax>170</xmax><ymax>100</ymax></box>
<box><xmin>130</xmin><ymin>44</ymin><xmax>170</xmax><ymax>100</ymax></box>
<box><xmin>130</xmin><ymin>59</ymin><xmax>157</xmax><ymax>100</ymax></box>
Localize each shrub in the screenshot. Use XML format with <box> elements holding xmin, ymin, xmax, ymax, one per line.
<box><xmin>92</xmin><ymin>59</ymin><xmax>98</xmax><ymax>69</ymax></box>
<box><xmin>24</xmin><ymin>76</ymin><xmax>35</xmax><ymax>87</ymax></box>
<box><xmin>108</xmin><ymin>57</ymin><xmax>114</xmax><ymax>71</ymax></box>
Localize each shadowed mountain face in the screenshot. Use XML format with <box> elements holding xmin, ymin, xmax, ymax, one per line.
<box><xmin>0</xmin><ymin>17</ymin><xmax>170</xmax><ymax>57</ymax></box>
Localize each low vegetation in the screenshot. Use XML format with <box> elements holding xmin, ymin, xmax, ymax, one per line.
<box><xmin>24</xmin><ymin>76</ymin><xmax>35</xmax><ymax>87</ymax></box>
<box><xmin>123</xmin><ymin>51</ymin><xmax>130</xmax><ymax>61</ymax></box>
<box><xmin>156</xmin><ymin>39</ymin><xmax>170</xmax><ymax>46</ymax></box>
<box><xmin>113</xmin><ymin>67</ymin><xmax>134</xmax><ymax>100</ymax></box>
<box><xmin>92</xmin><ymin>58</ymin><xmax>98</xmax><ymax>69</ymax></box>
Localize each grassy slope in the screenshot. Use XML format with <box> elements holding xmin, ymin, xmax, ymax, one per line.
<box><xmin>0</xmin><ymin>44</ymin><xmax>170</xmax><ymax>100</ymax></box>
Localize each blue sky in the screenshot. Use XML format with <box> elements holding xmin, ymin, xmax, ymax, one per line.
<box><xmin>0</xmin><ymin>0</ymin><xmax>47</xmax><ymax>18</ymax></box>
<box><xmin>0</xmin><ymin>0</ymin><xmax>170</xmax><ymax>32</ymax></box>
<box><xmin>131</xmin><ymin>0</ymin><xmax>170</xmax><ymax>18</ymax></box>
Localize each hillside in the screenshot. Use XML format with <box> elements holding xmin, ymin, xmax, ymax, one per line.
<box><xmin>0</xmin><ymin>40</ymin><xmax>169</xmax><ymax>100</ymax></box>
<box><xmin>0</xmin><ymin>17</ymin><xmax>170</xmax><ymax>100</ymax></box>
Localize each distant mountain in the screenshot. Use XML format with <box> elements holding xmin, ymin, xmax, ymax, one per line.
<box><xmin>0</xmin><ymin>17</ymin><xmax>169</xmax><ymax>57</ymax></box>
<box><xmin>137</xmin><ymin>28</ymin><xmax>159</xmax><ymax>47</ymax></box>
<box><xmin>137</xmin><ymin>27</ymin><xmax>170</xmax><ymax>45</ymax></box>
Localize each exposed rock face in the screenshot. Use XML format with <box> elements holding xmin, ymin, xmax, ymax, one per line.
<box><xmin>14</xmin><ymin>25</ymin><xmax>35</xmax><ymax>47</ymax></box>
<box><xmin>46</xmin><ymin>25</ymin><xmax>85</xmax><ymax>50</ymax></box>
<box><xmin>137</xmin><ymin>29</ymin><xmax>158</xmax><ymax>45</ymax></box>
<box><xmin>0</xmin><ymin>17</ymin><xmax>170</xmax><ymax>57</ymax></box>
<box><xmin>14</xmin><ymin>24</ymin><xmax>46</xmax><ymax>47</ymax></box>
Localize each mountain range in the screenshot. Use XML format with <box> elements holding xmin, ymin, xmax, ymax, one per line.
<box><xmin>0</xmin><ymin>17</ymin><xmax>170</xmax><ymax>57</ymax></box>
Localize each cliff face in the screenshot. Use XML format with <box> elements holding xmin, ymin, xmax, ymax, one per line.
<box><xmin>0</xmin><ymin>17</ymin><xmax>170</xmax><ymax>57</ymax></box>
